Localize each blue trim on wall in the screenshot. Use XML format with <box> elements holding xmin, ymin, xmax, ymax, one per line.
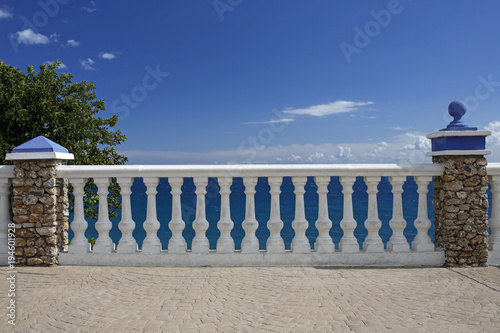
<box><xmin>431</xmin><ymin>136</ymin><xmax>486</xmax><ymax>151</ymax></box>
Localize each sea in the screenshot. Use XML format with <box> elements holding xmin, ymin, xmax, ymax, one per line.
<box><xmin>69</xmin><ymin>177</ymin><xmax>492</xmax><ymax>250</ymax></box>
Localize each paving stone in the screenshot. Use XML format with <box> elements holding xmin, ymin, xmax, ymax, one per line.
<box><xmin>0</xmin><ymin>266</ymin><xmax>499</xmax><ymax>332</ymax></box>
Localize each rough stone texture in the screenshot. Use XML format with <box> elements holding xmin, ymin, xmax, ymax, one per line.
<box><xmin>433</xmin><ymin>155</ymin><xmax>489</xmax><ymax>267</ymax></box>
<box><xmin>12</xmin><ymin>160</ymin><xmax>69</xmax><ymax>266</ymax></box>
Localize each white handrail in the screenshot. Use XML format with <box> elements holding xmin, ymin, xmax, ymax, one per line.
<box><xmin>0</xmin><ymin>166</ymin><xmax>15</xmax><ymax>178</ymax></box>
<box><xmin>487</xmin><ymin>163</ymin><xmax>500</xmax><ymax>175</ymax></box>
<box><xmin>57</xmin><ymin>163</ymin><xmax>444</xmax><ymax>178</ymax></box>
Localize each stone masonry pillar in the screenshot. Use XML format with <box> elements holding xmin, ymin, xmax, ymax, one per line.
<box><xmin>6</xmin><ymin>136</ymin><xmax>74</xmax><ymax>266</ymax></box>
<box><xmin>427</xmin><ymin>101</ymin><xmax>491</xmax><ymax>267</ymax></box>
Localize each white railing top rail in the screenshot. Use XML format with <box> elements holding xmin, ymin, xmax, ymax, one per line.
<box><xmin>0</xmin><ymin>162</ymin><xmax>495</xmax><ymax>178</ymax></box>
<box><xmin>0</xmin><ymin>165</ymin><xmax>14</xmax><ymax>178</ymax></box>
<box><xmin>487</xmin><ymin>163</ymin><xmax>500</xmax><ymax>175</ymax></box>
<box><xmin>57</xmin><ymin>163</ymin><xmax>444</xmax><ymax>178</ymax></box>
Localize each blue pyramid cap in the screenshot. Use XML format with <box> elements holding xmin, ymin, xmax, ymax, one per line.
<box><xmin>11</xmin><ymin>136</ymin><xmax>69</xmax><ymax>153</ymax></box>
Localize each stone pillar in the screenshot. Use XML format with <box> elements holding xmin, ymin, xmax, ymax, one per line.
<box><xmin>6</xmin><ymin>136</ymin><xmax>74</xmax><ymax>266</ymax></box>
<box><xmin>431</xmin><ymin>155</ymin><xmax>489</xmax><ymax>266</ymax></box>
<box><xmin>427</xmin><ymin>101</ymin><xmax>491</xmax><ymax>267</ymax></box>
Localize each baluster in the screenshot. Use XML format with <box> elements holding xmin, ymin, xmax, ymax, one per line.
<box><xmin>267</xmin><ymin>177</ymin><xmax>284</xmax><ymax>253</ymax></box>
<box><xmin>314</xmin><ymin>176</ymin><xmax>334</xmax><ymax>253</ymax></box>
<box><xmin>339</xmin><ymin>176</ymin><xmax>359</xmax><ymax>253</ymax></box>
<box><xmin>68</xmin><ymin>178</ymin><xmax>89</xmax><ymax>253</ymax></box>
<box><xmin>412</xmin><ymin>176</ymin><xmax>434</xmax><ymax>251</ymax></box>
<box><xmin>490</xmin><ymin>176</ymin><xmax>500</xmax><ymax>251</ymax></box>
<box><xmin>387</xmin><ymin>176</ymin><xmax>409</xmax><ymax>252</ymax></box>
<box><xmin>217</xmin><ymin>177</ymin><xmax>234</xmax><ymax>253</ymax></box>
<box><xmin>93</xmin><ymin>178</ymin><xmax>114</xmax><ymax>253</ymax></box>
<box><xmin>191</xmin><ymin>177</ymin><xmax>209</xmax><ymax>253</ymax></box>
<box><xmin>116</xmin><ymin>177</ymin><xmax>137</xmax><ymax>253</ymax></box>
<box><xmin>292</xmin><ymin>176</ymin><xmax>310</xmax><ymax>253</ymax></box>
<box><xmin>363</xmin><ymin>176</ymin><xmax>384</xmax><ymax>252</ymax></box>
<box><xmin>0</xmin><ymin>179</ymin><xmax>11</xmax><ymax>260</ymax></box>
<box><xmin>142</xmin><ymin>177</ymin><xmax>161</xmax><ymax>253</ymax></box>
<box><xmin>241</xmin><ymin>177</ymin><xmax>259</xmax><ymax>253</ymax></box>
<box><xmin>168</xmin><ymin>177</ymin><xmax>187</xmax><ymax>253</ymax></box>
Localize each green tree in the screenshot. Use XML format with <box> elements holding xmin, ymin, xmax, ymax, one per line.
<box><xmin>0</xmin><ymin>60</ymin><xmax>127</xmax><ymax>220</ymax></box>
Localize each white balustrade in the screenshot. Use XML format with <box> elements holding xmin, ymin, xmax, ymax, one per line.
<box><xmin>0</xmin><ymin>178</ymin><xmax>11</xmax><ymax>260</ymax></box>
<box><xmin>142</xmin><ymin>177</ymin><xmax>161</xmax><ymax>253</ymax></box>
<box><xmin>489</xmin><ymin>175</ymin><xmax>500</xmax><ymax>251</ymax></box>
<box><xmin>68</xmin><ymin>178</ymin><xmax>89</xmax><ymax>253</ymax></box>
<box><xmin>412</xmin><ymin>176</ymin><xmax>434</xmax><ymax>252</ymax></box>
<box><xmin>314</xmin><ymin>176</ymin><xmax>334</xmax><ymax>253</ymax></box>
<box><xmin>241</xmin><ymin>177</ymin><xmax>259</xmax><ymax>253</ymax></box>
<box><xmin>339</xmin><ymin>176</ymin><xmax>359</xmax><ymax>253</ymax></box>
<box><xmin>52</xmin><ymin>163</ymin><xmax>451</xmax><ymax>266</ymax></box>
<box><xmin>93</xmin><ymin>178</ymin><xmax>114</xmax><ymax>253</ymax></box>
<box><xmin>363</xmin><ymin>176</ymin><xmax>384</xmax><ymax>252</ymax></box>
<box><xmin>191</xmin><ymin>177</ymin><xmax>209</xmax><ymax>253</ymax></box>
<box><xmin>387</xmin><ymin>176</ymin><xmax>409</xmax><ymax>252</ymax></box>
<box><xmin>267</xmin><ymin>176</ymin><xmax>285</xmax><ymax>253</ymax></box>
<box><xmin>168</xmin><ymin>177</ymin><xmax>187</xmax><ymax>253</ymax></box>
<box><xmin>217</xmin><ymin>177</ymin><xmax>234</xmax><ymax>253</ymax></box>
<box><xmin>116</xmin><ymin>177</ymin><xmax>137</xmax><ymax>253</ymax></box>
<box><xmin>291</xmin><ymin>176</ymin><xmax>310</xmax><ymax>253</ymax></box>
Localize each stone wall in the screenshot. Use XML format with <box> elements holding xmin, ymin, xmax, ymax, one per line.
<box><xmin>432</xmin><ymin>155</ymin><xmax>489</xmax><ymax>267</ymax></box>
<box><xmin>12</xmin><ymin>160</ymin><xmax>69</xmax><ymax>266</ymax></box>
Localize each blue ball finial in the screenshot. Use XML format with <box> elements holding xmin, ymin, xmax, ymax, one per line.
<box><xmin>441</xmin><ymin>100</ymin><xmax>477</xmax><ymax>131</ymax></box>
<box><xmin>448</xmin><ymin>101</ymin><xmax>466</xmax><ymax>121</ymax></box>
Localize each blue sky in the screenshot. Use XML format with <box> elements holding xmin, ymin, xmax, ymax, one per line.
<box><xmin>2</xmin><ymin>0</ymin><xmax>500</xmax><ymax>164</ymax></box>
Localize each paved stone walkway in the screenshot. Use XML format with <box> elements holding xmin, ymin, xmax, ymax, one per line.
<box><xmin>1</xmin><ymin>266</ymin><xmax>499</xmax><ymax>332</ymax></box>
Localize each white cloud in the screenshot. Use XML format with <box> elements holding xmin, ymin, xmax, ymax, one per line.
<box><xmin>66</xmin><ymin>39</ymin><xmax>80</xmax><ymax>47</ymax></box>
<box><xmin>80</xmin><ymin>58</ymin><xmax>96</xmax><ymax>71</ymax></box>
<box><xmin>485</xmin><ymin>121</ymin><xmax>500</xmax><ymax>146</ymax></box>
<box><xmin>50</xmin><ymin>33</ymin><xmax>59</xmax><ymax>42</ymax></box>
<box><xmin>45</xmin><ymin>61</ymin><xmax>67</xmax><ymax>69</ymax></box>
<box><xmin>289</xmin><ymin>154</ymin><xmax>303</xmax><ymax>162</ymax></box>
<box><xmin>13</xmin><ymin>29</ymin><xmax>50</xmax><ymax>45</ymax></box>
<box><xmin>0</xmin><ymin>7</ymin><xmax>13</xmax><ymax>20</ymax></box>
<box><xmin>337</xmin><ymin>145</ymin><xmax>353</xmax><ymax>159</ymax></box>
<box><xmin>403</xmin><ymin>133</ymin><xmax>431</xmax><ymax>151</ymax></box>
<box><xmin>120</xmin><ymin>131</ymin><xmax>441</xmax><ymax>165</ymax></box>
<box><xmin>374</xmin><ymin>141</ymin><xmax>388</xmax><ymax>153</ymax></box>
<box><xmin>99</xmin><ymin>52</ymin><xmax>117</xmax><ymax>60</ymax></box>
<box><xmin>244</xmin><ymin>118</ymin><xmax>295</xmax><ymax>125</ymax></box>
<box><xmin>81</xmin><ymin>1</ymin><xmax>97</xmax><ymax>13</ymax></box>
<box><xmin>390</xmin><ymin>126</ymin><xmax>411</xmax><ymax>131</ymax></box>
<box><xmin>307</xmin><ymin>152</ymin><xmax>324</xmax><ymax>162</ymax></box>
<box><xmin>283</xmin><ymin>100</ymin><xmax>374</xmax><ymax>117</ymax></box>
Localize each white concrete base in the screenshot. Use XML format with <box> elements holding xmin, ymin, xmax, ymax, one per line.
<box><xmin>426</xmin><ymin>150</ymin><xmax>491</xmax><ymax>156</ymax></box>
<box><xmin>58</xmin><ymin>250</ymin><xmax>445</xmax><ymax>267</ymax></box>
<box><xmin>488</xmin><ymin>251</ymin><xmax>500</xmax><ymax>266</ymax></box>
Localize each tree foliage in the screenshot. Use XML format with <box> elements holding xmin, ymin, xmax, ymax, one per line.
<box><xmin>0</xmin><ymin>60</ymin><xmax>127</xmax><ymax>220</ymax></box>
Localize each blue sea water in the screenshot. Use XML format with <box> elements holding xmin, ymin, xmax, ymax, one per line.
<box><xmin>70</xmin><ymin>176</ymin><xmax>445</xmax><ymax>251</ymax></box>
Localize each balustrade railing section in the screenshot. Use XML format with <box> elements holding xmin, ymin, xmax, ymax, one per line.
<box><xmin>2</xmin><ymin>163</ymin><xmax>500</xmax><ymax>266</ymax></box>
<box><xmin>57</xmin><ymin>164</ymin><xmax>443</xmax><ymax>266</ymax></box>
